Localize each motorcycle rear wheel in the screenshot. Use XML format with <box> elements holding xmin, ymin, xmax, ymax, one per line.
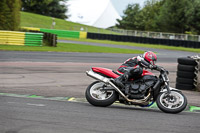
<box><xmin>85</xmin><ymin>81</ymin><xmax>117</xmax><ymax>107</ymax></box>
<box><xmin>156</xmin><ymin>90</ymin><xmax>187</xmax><ymax>113</ymax></box>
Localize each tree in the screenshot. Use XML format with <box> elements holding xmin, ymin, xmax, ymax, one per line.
<box><xmin>116</xmin><ymin>0</ymin><xmax>164</xmax><ymax>31</ymax></box>
<box><xmin>185</xmin><ymin>0</ymin><xmax>200</xmax><ymax>34</ymax></box>
<box><xmin>116</xmin><ymin>0</ymin><xmax>200</xmax><ymax>34</ymax></box>
<box><xmin>116</xmin><ymin>4</ymin><xmax>141</xmax><ymax>30</ymax></box>
<box><xmin>0</xmin><ymin>0</ymin><xmax>21</xmax><ymax>31</ymax></box>
<box><xmin>140</xmin><ymin>0</ymin><xmax>164</xmax><ymax>31</ymax></box>
<box><xmin>157</xmin><ymin>0</ymin><xmax>189</xmax><ymax>33</ymax></box>
<box><xmin>21</xmin><ymin>0</ymin><xmax>68</xmax><ymax>19</ymax></box>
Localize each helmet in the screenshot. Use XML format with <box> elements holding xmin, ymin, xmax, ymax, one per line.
<box><xmin>143</xmin><ymin>51</ymin><xmax>157</xmax><ymax>65</ymax></box>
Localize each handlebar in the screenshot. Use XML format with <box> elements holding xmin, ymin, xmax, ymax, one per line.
<box><xmin>154</xmin><ymin>65</ymin><xmax>169</xmax><ymax>74</ymax></box>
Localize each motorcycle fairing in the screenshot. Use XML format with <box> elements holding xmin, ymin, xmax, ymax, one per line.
<box><xmin>92</xmin><ymin>67</ymin><xmax>155</xmax><ymax>79</ymax></box>
<box><xmin>92</xmin><ymin>67</ymin><xmax>119</xmax><ymax>78</ymax></box>
<box><xmin>142</xmin><ymin>70</ymin><xmax>155</xmax><ymax>76</ymax></box>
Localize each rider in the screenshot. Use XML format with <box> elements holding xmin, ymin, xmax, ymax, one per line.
<box><xmin>114</xmin><ymin>51</ymin><xmax>157</xmax><ymax>88</ymax></box>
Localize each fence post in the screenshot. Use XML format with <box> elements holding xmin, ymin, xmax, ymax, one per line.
<box><xmin>147</xmin><ymin>32</ymin><xmax>150</xmax><ymax>38</ymax></box>
<box><xmin>53</xmin><ymin>34</ymin><xmax>55</xmax><ymax>47</ymax></box>
<box><xmin>52</xmin><ymin>34</ymin><xmax>57</xmax><ymax>47</ymax></box>
<box><xmin>160</xmin><ymin>32</ymin><xmax>163</xmax><ymax>38</ymax></box>
<box><xmin>185</xmin><ymin>34</ymin><xmax>188</xmax><ymax>41</ymax></box>
<box><xmin>135</xmin><ymin>31</ymin><xmax>137</xmax><ymax>36</ymax></box>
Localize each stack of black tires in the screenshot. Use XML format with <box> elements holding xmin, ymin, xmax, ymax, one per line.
<box><xmin>176</xmin><ymin>57</ymin><xmax>198</xmax><ymax>90</ymax></box>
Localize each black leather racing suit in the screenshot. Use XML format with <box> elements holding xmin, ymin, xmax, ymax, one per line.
<box><xmin>117</xmin><ymin>55</ymin><xmax>154</xmax><ymax>79</ymax></box>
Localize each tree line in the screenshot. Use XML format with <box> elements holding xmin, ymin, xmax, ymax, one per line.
<box><xmin>0</xmin><ymin>0</ymin><xmax>68</xmax><ymax>31</ymax></box>
<box><xmin>21</xmin><ymin>0</ymin><xmax>68</xmax><ymax>19</ymax></box>
<box><xmin>1</xmin><ymin>0</ymin><xmax>200</xmax><ymax>35</ymax></box>
<box><xmin>0</xmin><ymin>0</ymin><xmax>21</xmax><ymax>31</ymax></box>
<box><xmin>116</xmin><ymin>0</ymin><xmax>200</xmax><ymax>35</ymax></box>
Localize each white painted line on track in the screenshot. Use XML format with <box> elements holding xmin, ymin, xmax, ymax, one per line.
<box><xmin>26</xmin><ymin>103</ymin><xmax>46</xmax><ymax>107</ymax></box>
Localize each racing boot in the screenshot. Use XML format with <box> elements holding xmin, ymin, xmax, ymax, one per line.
<box><xmin>113</xmin><ymin>72</ymin><xmax>129</xmax><ymax>88</ymax></box>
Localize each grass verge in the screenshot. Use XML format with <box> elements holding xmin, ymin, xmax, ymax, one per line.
<box><xmin>0</xmin><ymin>43</ymin><xmax>143</xmax><ymax>54</ymax></box>
<box><xmin>58</xmin><ymin>37</ymin><xmax>200</xmax><ymax>53</ymax></box>
<box><xmin>21</xmin><ymin>12</ymin><xmax>117</xmax><ymax>34</ymax></box>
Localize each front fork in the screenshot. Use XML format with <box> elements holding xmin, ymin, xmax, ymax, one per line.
<box><xmin>162</xmin><ymin>82</ymin><xmax>181</xmax><ymax>100</ymax></box>
<box><xmin>161</xmin><ymin>73</ymin><xmax>171</xmax><ymax>95</ymax></box>
<box><xmin>165</xmin><ymin>82</ymin><xmax>171</xmax><ymax>95</ymax></box>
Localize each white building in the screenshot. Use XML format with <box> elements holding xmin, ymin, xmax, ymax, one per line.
<box><xmin>66</xmin><ymin>0</ymin><xmax>122</xmax><ymax>29</ymax></box>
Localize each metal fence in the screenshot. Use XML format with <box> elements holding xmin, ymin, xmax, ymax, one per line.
<box><xmin>60</xmin><ymin>26</ymin><xmax>200</xmax><ymax>42</ymax></box>
<box><xmin>108</xmin><ymin>28</ymin><xmax>200</xmax><ymax>42</ymax></box>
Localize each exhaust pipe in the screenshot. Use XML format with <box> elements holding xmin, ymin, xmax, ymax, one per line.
<box><xmin>86</xmin><ymin>70</ymin><xmax>110</xmax><ymax>83</ymax></box>
<box><xmin>86</xmin><ymin>69</ymin><xmax>127</xmax><ymax>98</ymax></box>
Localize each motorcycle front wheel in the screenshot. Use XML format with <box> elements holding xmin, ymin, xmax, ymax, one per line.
<box><xmin>156</xmin><ymin>90</ymin><xmax>187</xmax><ymax>113</ymax></box>
<box><xmin>85</xmin><ymin>81</ymin><xmax>117</xmax><ymax>107</ymax></box>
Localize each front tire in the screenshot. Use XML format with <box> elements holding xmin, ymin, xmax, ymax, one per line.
<box><xmin>156</xmin><ymin>90</ymin><xmax>187</xmax><ymax>113</ymax></box>
<box><xmin>85</xmin><ymin>81</ymin><xmax>117</xmax><ymax>107</ymax></box>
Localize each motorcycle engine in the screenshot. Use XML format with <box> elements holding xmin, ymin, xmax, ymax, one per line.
<box><xmin>124</xmin><ymin>75</ymin><xmax>157</xmax><ymax>99</ymax></box>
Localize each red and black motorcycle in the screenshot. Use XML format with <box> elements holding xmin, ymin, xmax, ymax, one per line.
<box><xmin>85</xmin><ymin>66</ymin><xmax>187</xmax><ymax>113</ymax></box>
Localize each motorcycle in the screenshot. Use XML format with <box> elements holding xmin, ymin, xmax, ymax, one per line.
<box><xmin>85</xmin><ymin>66</ymin><xmax>187</xmax><ymax>113</ymax></box>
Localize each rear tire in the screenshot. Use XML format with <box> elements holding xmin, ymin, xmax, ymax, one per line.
<box><xmin>85</xmin><ymin>81</ymin><xmax>117</xmax><ymax>107</ymax></box>
<box><xmin>156</xmin><ymin>90</ymin><xmax>187</xmax><ymax>113</ymax></box>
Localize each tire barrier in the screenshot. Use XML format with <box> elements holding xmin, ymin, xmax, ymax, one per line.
<box><xmin>23</xmin><ymin>29</ymin><xmax>57</xmax><ymax>47</ymax></box>
<box><xmin>0</xmin><ymin>30</ymin><xmax>43</xmax><ymax>46</ymax></box>
<box><xmin>40</xmin><ymin>28</ymin><xmax>80</xmax><ymax>38</ymax></box>
<box><xmin>43</xmin><ymin>32</ymin><xmax>57</xmax><ymax>47</ymax></box>
<box><xmin>25</xmin><ymin>32</ymin><xmax>43</xmax><ymax>46</ymax></box>
<box><xmin>21</xmin><ymin>27</ymin><xmax>200</xmax><ymax>48</ymax></box>
<box><xmin>79</xmin><ymin>32</ymin><xmax>87</xmax><ymax>39</ymax></box>
<box><xmin>176</xmin><ymin>57</ymin><xmax>199</xmax><ymax>90</ymax></box>
<box><xmin>87</xmin><ymin>32</ymin><xmax>200</xmax><ymax>48</ymax></box>
<box><xmin>22</xmin><ymin>27</ymin><xmax>40</xmax><ymax>31</ymax></box>
<box><xmin>177</xmin><ymin>64</ymin><xmax>195</xmax><ymax>72</ymax></box>
<box><xmin>22</xmin><ymin>27</ymin><xmax>87</xmax><ymax>39</ymax></box>
<box><xmin>189</xmin><ymin>56</ymin><xmax>200</xmax><ymax>92</ymax></box>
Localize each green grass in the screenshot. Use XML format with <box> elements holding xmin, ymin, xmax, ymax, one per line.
<box><xmin>59</xmin><ymin>37</ymin><xmax>200</xmax><ymax>53</ymax></box>
<box><xmin>20</xmin><ymin>12</ymin><xmax>116</xmax><ymax>34</ymax></box>
<box><xmin>17</xmin><ymin>11</ymin><xmax>200</xmax><ymax>53</ymax></box>
<box><xmin>0</xmin><ymin>43</ymin><xmax>143</xmax><ymax>54</ymax></box>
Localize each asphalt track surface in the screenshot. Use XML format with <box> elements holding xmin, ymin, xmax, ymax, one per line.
<box><xmin>0</xmin><ymin>96</ymin><xmax>200</xmax><ymax>133</ymax></box>
<box><xmin>0</xmin><ymin>41</ymin><xmax>200</xmax><ymax>133</ymax></box>
<box><xmin>58</xmin><ymin>40</ymin><xmax>197</xmax><ymax>63</ymax></box>
<box><xmin>0</xmin><ymin>40</ymin><xmax>197</xmax><ymax>63</ymax></box>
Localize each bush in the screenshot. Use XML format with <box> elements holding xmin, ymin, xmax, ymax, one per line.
<box><xmin>0</xmin><ymin>0</ymin><xmax>21</xmax><ymax>31</ymax></box>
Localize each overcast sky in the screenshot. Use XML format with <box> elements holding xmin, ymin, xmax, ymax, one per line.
<box><xmin>111</xmin><ymin>0</ymin><xmax>146</xmax><ymax>16</ymax></box>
